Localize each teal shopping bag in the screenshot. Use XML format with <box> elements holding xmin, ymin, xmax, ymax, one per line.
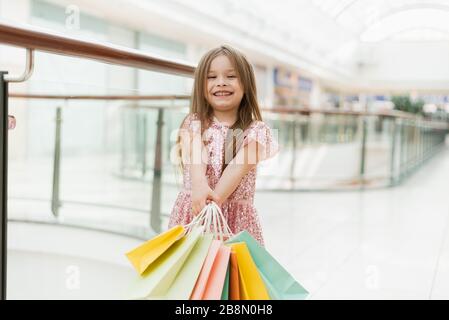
<box><xmin>225</xmin><ymin>231</ymin><xmax>308</xmax><ymax>300</ymax></box>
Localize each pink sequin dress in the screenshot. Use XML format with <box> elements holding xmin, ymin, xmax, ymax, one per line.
<box><xmin>168</xmin><ymin>113</ymin><xmax>278</xmax><ymax>246</ymax></box>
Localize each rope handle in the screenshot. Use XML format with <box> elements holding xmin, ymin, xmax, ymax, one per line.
<box><xmin>183</xmin><ymin>201</ymin><xmax>233</xmax><ymax>241</ymax></box>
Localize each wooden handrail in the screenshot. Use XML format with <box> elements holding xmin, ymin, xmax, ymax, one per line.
<box><xmin>0</xmin><ymin>21</ymin><xmax>195</xmax><ymax>77</ymax></box>
<box><xmin>9</xmin><ymin>93</ymin><xmax>191</xmax><ymax>100</ymax></box>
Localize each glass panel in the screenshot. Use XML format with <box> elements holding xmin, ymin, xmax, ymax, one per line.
<box><xmin>6</xmin><ymin>48</ymin><xmax>191</xmax><ymax>299</ymax></box>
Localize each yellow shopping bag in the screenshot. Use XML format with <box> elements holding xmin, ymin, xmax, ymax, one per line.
<box><xmin>126</xmin><ymin>225</ymin><xmax>184</xmax><ymax>275</ymax></box>
<box><xmin>229</xmin><ymin>242</ymin><xmax>270</xmax><ymax>300</ymax></box>
<box><xmin>128</xmin><ymin>226</ymin><xmax>203</xmax><ymax>299</ymax></box>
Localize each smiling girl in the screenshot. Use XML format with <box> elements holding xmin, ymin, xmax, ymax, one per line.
<box><xmin>168</xmin><ymin>45</ymin><xmax>278</xmax><ymax>245</ymax></box>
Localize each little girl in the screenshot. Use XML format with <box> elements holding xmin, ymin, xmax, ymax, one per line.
<box><xmin>168</xmin><ymin>45</ymin><xmax>278</xmax><ymax>246</ymax></box>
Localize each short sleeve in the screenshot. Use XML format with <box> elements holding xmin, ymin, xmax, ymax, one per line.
<box><xmin>178</xmin><ymin>113</ymin><xmax>203</xmax><ymax>166</ymax></box>
<box><xmin>242</xmin><ymin>121</ymin><xmax>279</xmax><ymax>161</ymax></box>
<box><xmin>180</xmin><ymin>113</ymin><xmax>201</xmax><ymax>135</ymax></box>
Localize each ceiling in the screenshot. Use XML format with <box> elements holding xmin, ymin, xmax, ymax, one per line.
<box><xmin>167</xmin><ymin>0</ymin><xmax>449</xmax><ymax>91</ymax></box>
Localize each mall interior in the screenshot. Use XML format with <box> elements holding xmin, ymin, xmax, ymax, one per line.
<box><xmin>1</xmin><ymin>0</ymin><xmax>449</xmax><ymax>300</ymax></box>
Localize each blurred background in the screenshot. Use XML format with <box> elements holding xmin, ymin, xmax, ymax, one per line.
<box><xmin>1</xmin><ymin>0</ymin><xmax>449</xmax><ymax>299</ymax></box>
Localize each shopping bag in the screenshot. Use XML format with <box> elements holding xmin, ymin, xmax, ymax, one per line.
<box><xmin>226</xmin><ymin>231</ymin><xmax>308</xmax><ymax>300</ymax></box>
<box><xmin>228</xmin><ymin>249</ymin><xmax>240</xmax><ymax>300</ymax></box>
<box><xmin>125</xmin><ymin>225</ymin><xmax>184</xmax><ymax>275</ymax></box>
<box><xmin>161</xmin><ymin>234</ymin><xmax>214</xmax><ymax>300</ymax></box>
<box><xmin>221</xmin><ymin>265</ymin><xmax>230</xmax><ymax>300</ymax></box>
<box><xmin>176</xmin><ymin>202</ymin><xmax>233</xmax><ymax>300</ymax></box>
<box><xmin>202</xmin><ymin>245</ymin><xmax>231</xmax><ymax>300</ymax></box>
<box><xmin>184</xmin><ymin>202</ymin><xmax>233</xmax><ymax>242</ymax></box>
<box><xmin>127</xmin><ymin>226</ymin><xmax>203</xmax><ymax>299</ymax></box>
<box><xmin>190</xmin><ymin>240</ymin><xmax>221</xmax><ymax>299</ymax></box>
<box><xmin>228</xmin><ymin>242</ymin><xmax>270</xmax><ymax>300</ymax></box>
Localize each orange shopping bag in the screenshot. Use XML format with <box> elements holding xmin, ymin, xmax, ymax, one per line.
<box><xmin>228</xmin><ymin>249</ymin><xmax>240</xmax><ymax>300</ymax></box>
<box><xmin>229</xmin><ymin>242</ymin><xmax>270</xmax><ymax>300</ymax></box>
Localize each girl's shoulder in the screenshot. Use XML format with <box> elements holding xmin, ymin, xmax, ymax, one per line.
<box><xmin>242</xmin><ymin>120</ymin><xmax>279</xmax><ymax>160</ymax></box>
<box><xmin>183</xmin><ymin>112</ymin><xmax>199</xmax><ymax>124</ymax></box>
<box><xmin>245</xmin><ymin>120</ymin><xmax>275</xmax><ymax>136</ymax></box>
<box><xmin>243</xmin><ymin>120</ymin><xmax>275</xmax><ymax>142</ymax></box>
<box><xmin>181</xmin><ymin>113</ymin><xmax>201</xmax><ymax>133</ymax></box>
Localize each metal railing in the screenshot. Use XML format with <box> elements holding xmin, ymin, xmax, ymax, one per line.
<box><xmin>0</xmin><ymin>20</ymin><xmax>196</xmax><ymax>300</ymax></box>
<box><xmin>257</xmin><ymin>108</ymin><xmax>448</xmax><ymax>190</ymax></box>
<box><xmin>10</xmin><ymin>93</ymin><xmax>449</xmax><ymax>199</ymax></box>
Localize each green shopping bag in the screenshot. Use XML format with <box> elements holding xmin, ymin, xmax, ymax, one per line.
<box><xmin>128</xmin><ymin>226</ymin><xmax>204</xmax><ymax>299</ymax></box>
<box><xmin>161</xmin><ymin>234</ymin><xmax>214</xmax><ymax>300</ymax></box>
<box><xmin>226</xmin><ymin>231</ymin><xmax>308</xmax><ymax>300</ymax></box>
<box><xmin>221</xmin><ymin>265</ymin><xmax>230</xmax><ymax>300</ymax></box>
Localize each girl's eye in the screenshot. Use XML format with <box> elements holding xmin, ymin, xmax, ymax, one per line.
<box><xmin>207</xmin><ymin>76</ymin><xmax>216</xmax><ymax>79</ymax></box>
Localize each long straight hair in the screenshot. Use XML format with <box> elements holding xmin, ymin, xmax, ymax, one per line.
<box><xmin>179</xmin><ymin>45</ymin><xmax>263</xmax><ymax>171</ymax></box>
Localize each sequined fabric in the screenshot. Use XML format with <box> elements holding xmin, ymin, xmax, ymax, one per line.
<box><xmin>168</xmin><ymin>113</ymin><xmax>279</xmax><ymax>246</ymax></box>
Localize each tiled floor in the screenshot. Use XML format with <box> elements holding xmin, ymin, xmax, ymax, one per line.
<box><xmin>257</xmin><ymin>145</ymin><xmax>449</xmax><ymax>299</ymax></box>
<box><xmin>7</xmin><ymin>143</ymin><xmax>449</xmax><ymax>299</ymax></box>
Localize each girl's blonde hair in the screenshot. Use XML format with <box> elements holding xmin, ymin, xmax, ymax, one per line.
<box><xmin>179</xmin><ymin>45</ymin><xmax>263</xmax><ymax>170</ymax></box>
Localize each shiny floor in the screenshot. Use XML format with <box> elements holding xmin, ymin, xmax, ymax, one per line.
<box><xmin>7</xmin><ymin>143</ymin><xmax>449</xmax><ymax>299</ymax></box>
<box><xmin>259</xmin><ymin>146</ymin><xmax>449</xmax><ymax>299</ymax></box>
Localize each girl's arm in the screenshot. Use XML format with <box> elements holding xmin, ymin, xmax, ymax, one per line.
<box><xmin>213</xmin><ymin>140</ymin><xmax>260</xmax><ymax>205</ymax></box>
<box><xmin>189</xmin><ymin>127</ymin><xmax>208</xmax><ymax>186</ymax></box>
<box><xmin>181</xmin><ymin>120</ymin><xmax>219</xmax><ymax>215</ymax></box>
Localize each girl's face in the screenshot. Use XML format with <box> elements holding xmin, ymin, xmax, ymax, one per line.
<box><xmin>205</xmin><ymin>55</ymin><xmax>244</xmax><ymax>114</ymax></box>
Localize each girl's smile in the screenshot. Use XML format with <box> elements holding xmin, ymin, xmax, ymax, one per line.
<box><xmin>213</xmin><ymin>90</ymin><xmax>233</xmax><ymax>97</ymax></box>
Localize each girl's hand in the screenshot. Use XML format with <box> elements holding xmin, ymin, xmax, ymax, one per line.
<box><xmin>8</xmin><ymin>115</ymin><xmax>16</xmax><ymax>130</ymax></box>
<box><xmin>191</xmin><ymin>183</ymin><xmax>220</xmax><ymax>216</ymax></box>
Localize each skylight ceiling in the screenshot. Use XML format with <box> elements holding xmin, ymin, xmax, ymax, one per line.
<box><xmin>167</xmin><ymin>0</ymin><xmax>449</xmax><ymax>88</ymax></box>
<box><xmin>313</xmin><ymin>0</ymin><xmax>449</xmax><ymax>42</ymax></box>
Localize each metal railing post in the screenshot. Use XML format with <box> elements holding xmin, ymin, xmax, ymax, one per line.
<box><xmin>0</xmin><ymin>72</ymin><xmax>9</xmax><ymax>300</ymax></box>
<box><xmin>402</xmin><ymin>120</ymin><xmax>409</xmax><ymax>179</ymax></box>
<box><xmin>51</xmin><ymin>106</ymin><xmax>63</xmax><ymax>217</ymax></box>
<box><xmin>412</xmin><ymin>121</ymin><xmax>418</xmax><ymax>171</ymax></box>
<box><xmin>142</xmin><ymin>113</ymin><xmax>148</xmax><ymax>177</ymax></box>
<box><xmin>150</xmin><ymin>108</ymin><xmax>164</xmax><ymax>233</ymax></box>
<box><xmin>120</xmin><ymin>108</ymin><xmax>127</xmax><ymax>175</ymax></box>
<box><xmin>359</xmin><ymin>116</ymin><xmax>368</xmax><ymax>187</ymax></box>
<box><xmin>290</xmin><ymin>114</ymin><xmax>297</xmax><ymax>189</ymax></box>
<box><xmin>135</xmin><ymin>110</ymin><xmax>141</xmax><ymax>169</ymax></box>
<box><xmin>389</xmin><ymin>118</ymin><xmax>398</xmax><ymax>186</ymax></box>
<box><xmin>398</xmin><ymin>119</ymin><xmax>405</xmax><ymax>182</ymax></box>
<box><xmin>406</xmin><ymin>121</ymin><xmax>411</xmax><ymax>176</ymax></box>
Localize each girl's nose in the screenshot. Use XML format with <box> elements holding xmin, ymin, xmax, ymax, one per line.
<box><xmin>217</xmin><ymin>75</ymin><xmax>228</xmax><ymax>86</ymax></box>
